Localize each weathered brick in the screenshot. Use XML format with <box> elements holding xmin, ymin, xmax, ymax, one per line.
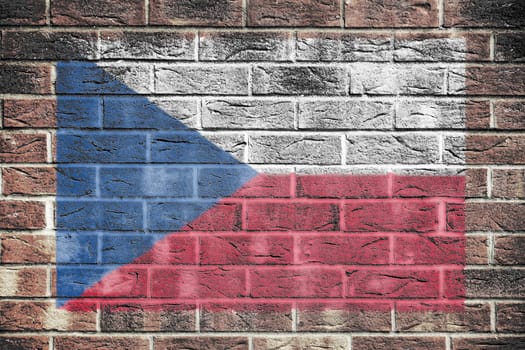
<box><xmin>297</xmin><ymin>302</ymin><xmax>391</xmax><ymax>331</ymax></box>
<box><xmin>465</xmin><ymin>269</ymin><xmax>525</xmax><ymax>297</ymax></box>
<box><xmin>253</xmin><ymin>336</ymin><xmax>347</xmax><ymax>350</ymax></box>
<box><xmin>232</xmin><ymin>174</ymin><xmax>292</xmax><ymax>198</ymax></box>
<box><xmin>248</xmin><ymin>0</ymin><xmax>340</xmax><ymax>27</ymax></box>
<box><xmin>0</xmin><ymin>65</ymin><xmax>52</xmax><ymax>94</ymax></box>
<box><xmin>492</xmin><ymin>169</ymin><xmax>525</xmax><ymax>198</ymax></box>
<box><xmin>253</xmin><ymin>66</ymin><xmax>347</xmax><ymax>95</ymax></box>
<box><xmin>445</xmin><ymin>0</ymin><xmax>525</xmax><ymax>28</ymax></box>
<box><xmin>393</xmin><ymin>175</ymin><xmax>465</xmax><ymax>197</ymax></box>
<box><xmin>394</xmin><ymin>33</ymin><xmax>490</xmax><ymax>61</ymax></box>
<box><xmin>452</xmin><ymin>337</ymin><xmax>525</xmax><ymax>350</ymax></box>
<box><xmin>249</xmin><ymin>135</ymin><xmax>341</xmax><ymax>165</ymax></box>
<box><xmin>447</xmin><ymin>203</ymin><xmax>465</xmax><ymax>232</ymax></box>
<box><xmin>200</xmin><ymin>303</ymin><xmax>293</xmax><ymax>331</ymax></box>
<box><xmin>155</xmin><ymin>65</ymin><xmax>248</xmax><ymax>95</ymax></box>
<box><xmin>394</xmin><ymin>236</ymin><xmax>465</xmax><ymax>264</ymax></box>
<box><xmin>150</xmin><ymin>0</ymin><xmax>243</xmax><ymax>26</ymax></box>
<box><xmin>100</xmin><ymin>31</ymin><xmax>194</xmax><ymax>60</ymax></box>
<box><xmin>154</xmin><ymin>337</ymin><xmax>248</xmax><ymax>350</ymax></box>
<box><xmin>177</xmin><ymin>202</ymin><xmax>243</xmax><ymax>231</ymax></box>
<box><xmin>0</xmin><ymin>267</ymin><xmax>47</xmax><ymax>297</ymax></box>
<box><xmin>3</xmin><ymin>99</ymin><xmax>56</xmax><ymax>128</ymax></box>
<box><xmin>466</xmin><ymin>100</ymin><xmax>492</xmax><ymax>129</ymax></box>
<box><xmin>2</xmin><ymin>31</ymin><xmax>97</xmax><ymax>60</ymax></box>
<box><xmin>353</xmin><ymin>336</ymin><xmax>445</xmax><ymax>350</ymax></box>
<box><xmin>346</xmin><ymin>0</ymin><xmax>439</xmax><ymax>28</ymax></box>
<box><xmin>495</xmin><ymin>236</ymin><xmax>525</xmax><ymax>265</ymax></box>
<box><xmin>298</xmin><ymin>100</ymin><xmax>394</xmax><ymax>129</ymax></box>
<box><xmin>1</xmin><ymin>234</ymin><xmax>54</xmax><ymax>263</ymax></box>
<box><xmin>494</xmin><ymin>101</ymin><xmax>525</xmax><ymax>129</ymax></box>
<box><xmin>466</xmin><ymin>235</ymin><xmax>489</xmax><ymax>265</ymax></box>
<box><xmin>297</xmin><ymin>174</ymin><xmax>389</xmax><ymax>198</ymax></box>
<box><xmin>2</xmin><ymin>167</ymin><xmax>55</xmax><ymax>195</ymax></box>
<box><xmin>443</xmin><ymin>136</ymin><xmax>465</xmax><ymax>165</ymax></box>
<box><xmin>297</xmin><ymin>32</ymin><xmax>392</xmax><ymax>62</ymax></box>
<box><xmin>55</xmin><ymin>337</ymin><xmax>149</xmax><ymax>350</ymax></box>
<box><xmin>495</xmin><ymin>33</ymin><xmax>525</xmax><ymax>61</ymax></box>
<box><xmin>200</xmin><ymin>32</ymin><xmax>292</xmax><ymax>61</ymax></box>
<box><xmin>202</xmin><ymin>99</ymin><xmax>294</xmax><ymax>129</ymax></box>
<box><xmin>466</xmin><ymin>135</ymin><xmax>525</xmax><ymax>164</ymax></box>
<box><xmin>51</xmin><ymin>0</ymin><xmax>145</xmax><ymax>25</ymax></box>
<box><xmin>350</xmin><ymin>63</ymin><xmax>445</xmax><ymax>95</ymax></box>
<box><xmin>0</xmin><ymin>134</ymin><xmax>47</xmax><ymax>163</ymax></box>
<box><xmin>0</xmin><ymin>201</ymin><xmax>45</xmax><ymax>229</ymax></box>
<box><xmin>449</xmin><ymin>66</ymin><xmax>525</xmax><ymax>95</ymax></box>
<box><xmin>0</xmin><ymin>0</ymin><xmax>45</xmax><ymax>25</ymax></box>
<box><xmin>346</xmin><ymin>134</ymin><xmax>439</xmax><ymax>164</ymax></box>
<box><xmin>466</xmin><ymin>168</ymin><xmax>488</xmax><ymax>198</ymax></box>
<box><xmin>467</xmin><ymin>202</ymin><xmax>525</xmax><ymax>231</ymax></box>
<box><xmin>0</xmin><ymin>336</ymin><xmax>49</xmax><ymax>350</ymax></box>
<box><xmin>396</xmin><ymin>100</ymin><xmax>479</xmax><ymax>129</ymax></box>
<box><xmin>57</xmin><ymin>167</ymin><xmax>96</xmax><ymax>197</ymax></box>
<box><xmin>396</xmin><ymin>303</ymin><xmax>490</xmax><ymax>332</ymax></box>
<box><xmin>496</xmin><ymin>303</ymin><xmax>525</xmax><ymax>332</ymax></box>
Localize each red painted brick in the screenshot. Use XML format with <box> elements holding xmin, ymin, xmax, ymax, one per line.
<box><xmin>353</xmin><ymin>336</ymin><xmax>446</xmax><ymax>350</ymax></box>
<box><xmin>248</xmin><ymin>0</ymin><xmax>341</xmax><ymax>27</ymax></box>
<box><xmin>51</xmin><ymin>0</ymin><xmax>146</xmax><ymax>25</ymax></box>
<box><xmin>154</xmin><ymin>337</ymin><xmax>249</xmax><ymax>350</ymax></box>
<box><xmin>495</xmin><ymin>101</ymin><xmax>525</xmax><ymax>129</ymax></box>
<box><xmin>297</xmin><ymin>235</ymin><xmax>390</xmax><ymax>265</ymax></box>
<box><xmin>495</xmin><ymin>236</ymin><xmax>525</xmax><ymax>265</ymax></box>
<box><xmin>2</xmin><ymin>167</ymin><xmax>55</xmax><ymax>195</ymax></box>
<box><xmin>447</xmin><ymin>203</ymin><xmax>465</xmax><ymax>232</ymax></box>
<box><xmin>346</xmin><ymin>269</ymin><xmax>440</xmax><ymax>298</ymax></box>
<box><xmin>394</xmin><ymin>236</ymin><xmax>465</xmax><ymax>265</ymax></box>
<box><xmin>133</xmin><ymin>234</ymin><xmax>197</xmax><ymax>264</ymax></box>
<box><xmin>0</xmin><ymin>134</ymin><xmax>47</xmax><ymax>163</ymax></box>
<box><xmin>0</xmin><ymin>0</ymin><xmax>46</xmax><ymax>25</ymax></box>
<box><xmin>82</xmin><ymin>267</ymin><xmax>148</xmax><ymax>298</ymax></box>
<box><xmin>150</xmin><ymin>0</ymin><xmax>243</xmax><ymax>26</ymax></box>
<box><xmin>181</xmin><ymin>202</ymin><xmax>242</xmax><ymax>231</ymax></box>
<box><xmin>297</xmin><ymin>174</ymin><xmax>389</xmax><ymax>198</ymax></box>
<box><xmin>232</xmin><ymin>174</ymin><xmax>291</xmax><ymax>198</ymax></box>
<box><xmin>245</xmin><ymin>201</ymin><xmax>339</xmax><ymax>231</ymax></box>
<box><xmin>0</xmin><ymin>201</ymin><xmax>46</xmax><ymax>229</ymax></box>
<box><xmin>443</xmin><ymin>270</ymin><xmax>465</xmax><ymax>298</ymax></box>
<box><xmin>54</xmin><ymin>336</ymin><xmax>149</xmax><ymax>350</ymax></box>
<box><xmin>344</xmin><ymin>201</ymin><xmax>439</xmax><ymax>232</ymax></box>
<box><xmin>200</xmin><ymin>234</ymin><xmax>293</xmax><ymax>265</ymax></box>
<box><xmin>492</xmin><ymin>169</ymin><xmax>525</xmax><ymax>198</ymax></box>
<box><xmin>346</xmin><ymin>0</ymin><xmax>439</xmax><ymax>28</ymax></box>
<box><xmin>0</xmin><ymin>267</ymin><xmax>47</xmax><ymax>297</ymax></box>
<box><xmin>392</xmin><ymin>175</ymin><xmax>465</xmax><ymax>198</ymax></box>
<box><xmin>0</xmin><ymin>65</ymin><xmax>53</xmax><ymax>94</ymax></box>
<box><xmin>250</xmin><ymin>267</ymin><xmax>342</xmax><ymax>298</ymax></box>
<box><xmin>3</xmin><ymin>99</ymin><xmax>56</xmax><ymax>128</ymax></box>
<box><xmin>0</xmin><ymin>234</ymin><xmax>54</xmax><ymax>263</ymax></box>
<box><xmin>466</xmin><ymin>202</ymin><xmax>525</xmax><ymax>231</ymax></box>
<box><xmin>151</xmin><ymin>267</ymin><xmax>246</xmax><ymax>298</ymax></box>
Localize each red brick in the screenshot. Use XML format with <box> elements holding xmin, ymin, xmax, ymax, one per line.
<box><xmin>0</xmin><ymin>336</ymin><xmax>49</xmax><ymax>350</ymax></box>
<box><xmin>346</xmin><ymin>269</ymin><xmax>440</xmax><ymax>298</ymax></box>
<box><xmin>150</xmin><ymin>0</ymin><xmax>243</xmax><ymax>26</ymax></box>
<box><xmin>466</xmin><ymin>235</ymin><xmax>489</xmax><ymax>265</ymax></box>
<box><xmin>0</xmin><ymin>0</ymin><xmax>46</xmax><ymax>25</ymax></box>
<box><xmin>466</xmin><ymin>202</ymin><xmax>525</xmax><ymax>231</ymax></box>
<box><xmin>0</xmin><ymin>65</ymin><xmax>52</xmax><ymax>94</ymax></box>
<box><xmin>3</xmin><ymin>99</ymin><xmax>56</xmax><ymax>128</ymax></box>
<box><xmin>248</xmin><ymin>0</ymin><xmax>340</xmax><ymax>27</ymax></box>
<box><xmin>353</xmin><ymin>336</ymin><xmax>446</xmax><ymax>350</ymax></box>
<box><xmin>392</xmin><ymin>175</ymin><xmax>465</xmax><ymax>198</ymax></box>
<box><xmin>346</xmin><ymin>0</ymin><xmax>439</xmax><ymax>28</ymax></box>
<box><xmin>454</xmin><ymin>66</ymin><xmax>525</xmax><ymax>96</ymax></box>
<box><xmin>233</xmin><ymin>174</ymin><xmax>291</xmax><ymax>198</ymax></box>
<box><xmin>245</xmin><ymin>201</ymin><xmax>339</xmax><ymax>231</ymax></box>
<box><xmin>496</xmin><ymin>303</ymin><xmax>525</xmax><ymax>332</ymax></box>
<box><xmin>0</xmin><ymin>201</ymin><xmax>46</xmax><ymax>229</ymax></box>
<box><xmin>250</xmin><ymin>267</ymin><xmax>342</xmax><ymax>297</ymax></box>
<box><xmin>495</xmin><ymin>101</ymin><xmax>525</xmax><ymax>129</ymax></box>
<box><xmin>466</xmin><ymin>100</ymin><xmax>491</xmax><ymax>129</ymax></box>
<box><xmin>492</xmin><ymin>169</ymin><xmax>525</xmax><ymax>198</ymax></box>
<box><xmin>443</xmin><ymin>269</ymin><xmax>466</xmax><ymax>299</ymax></box>
<box><xmin>54</xmin><ymin>337</ymin><xmax>149</xmax><ymax>350</ymax></box>
<box><xmin>2</xmin><ymin>167</ymin><xmax>55</xmax><ymax>195</ymax></box>
<box><xmin>466</xmin><ymin>135</ymin><xmax>525</xmax><ymax>164</ymax></box>
<box><xmin>0</xmin><ymin>134</ymin><xmax>47</xmax><ymax>163</ymax></box>
<box><xmin>181</xmin><ymin>202</ymin><xmax>242</xmax><ymax>231</ymax></box>
<box><xmin>154</xmin><ymin>337</ymin><xmax>248</xmax><ymax>350</ymax></box>
<box><xmin>200</xmin><ymin>234</ymin><xmax>293</xmax><ymax>265</ymax></box>
<box><xmin>452</xmin><ymin>337</ymin><xmax>525</xmax><ymax>350</ymax></box>
<box><xmin>0</xmin><ymin>267</ymin><xmax>47</xmax><ymax>297</ymax></box>
<box><xmin>447</xmin><ymin>203</ymin><xmax>465</xmax><ymax>232</ymax></box>
<box><xmin>394</xmin><ymin>235</ymin><xmax>465</xmax><ymax>265</ymax></box>
<box><xmin>133</xmin><ymin>234</ymin><xmax>197</xmax><ymax>264</ymax></box>
<box><xmin>445</xmin><ymin>0</ymin><xmax>525</xmax><ymax>28</ymax></box>
<box><xmin>344</xmin><ymin>201</ymin><xmax>438</xmax><ymax>232</ymax></box>
<box><xmin>297</xmin><ymin>174</ymin><xmax>389</xmax><ymax>198</ymax></box>
<box><xmin>0</xmin><ymin>234</ymin><xmax>54</xmax><ymax>263</ymax></box>
<box><xmin>466</xmin><ymin>168</ymin><xmax>487</xmax><ymax>198</ymax></box>
<box><xmin>51</xmin><ymin>0</ymin><xmax>145</xmax><ymax>25</ymax></box>
<box><xmin>297</xmin><ymin>235</ymin><xmax>390</xmax><ymax>265</ymax></box>
<box><xmin>495</xmin><ymin>236</ymin><xmax>525</xmax><ymax>265</ymax></box>
<box><xmin>150</xmin><ymin>267</ymin><xmax>246</xmax><ymax>298</ymax></box>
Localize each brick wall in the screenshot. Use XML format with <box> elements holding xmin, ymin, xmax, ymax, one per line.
<box><xmin>1</xmin><ymin>0</ymin><xmax>524</xmax><ymax>349</ymax></box>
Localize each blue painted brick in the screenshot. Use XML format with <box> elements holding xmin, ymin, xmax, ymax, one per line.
<box><xmin>151</xmin><ymin>133</ymin><xmax>240</xmax><ymax>164</ymax></box>
<box><xmin>57</xmin><ymin>166</ymin><xmax>97</xmax><ymax>197</ymax></box>
<box><xmin>55</xmin><ymin>266</ymin><xmax>113</xmax><ymax>297</ymax></box>
<box><xmin>56</xmin><ymin>96</ymin><xmax>101</xmax><ymax>128</ymax></box>
<box><xmin>103</xmin><ymin>97</ymin><xmax>191</xmax><ymax>129</ymax></box>
<box><xmin>56</xmin><ymin>133</ymin><xmax>147</xmax><ymax>163</ymax></box>
<box><xmin>56</xmin><ymin>232</ymin><xmax>98</xmax><ymax>264</ymax></box>
<box><xmin>198</xmin><ymin>167</ymin><xmax>256</xmax><ymax>198</ymax></box>
<box><xmin>100</xmin><ymin>234</ymin><xmax>158</xmax><ymax>264</ymax></box>
<box><xmin>99</xmin><ymin>167</ymin><xmax>193</xmax><ymax>198</ymax></box>
<box><xmin>57</xmin><ymin>201</ymin><xmax>143</xmax><ymax>231</ymax></box>
<box><xmin>148</xmin><ymin>201</ymin><xmax>215</xmax><ymax>231</ymax></box>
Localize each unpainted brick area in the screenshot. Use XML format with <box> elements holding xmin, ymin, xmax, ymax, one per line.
<box><xmin>1</xmin><ymin>0</ymin><xmax>524</xmax><ymax>349</ymax></box>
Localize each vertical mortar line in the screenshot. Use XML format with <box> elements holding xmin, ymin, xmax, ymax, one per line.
<box><xmin>195</xmin><ymin>30</ymin><xmax>200</xmax><ymax>62</ymax></box>
<box><xmin>149</xmin><ymin>335</ymin><xmax>154</xmax><ymax>350</ymax></box>
<box><xmin>341</xmin><ymin>134</ymin><xmax>347</xmax><ymax>166</ymax></box>
<box><xmin>489</xmin><ymin>32</ymin><xmax>495</xmax><ymax>62</ymax></box>
<box><xmin>248</xmin><ymin>336</ymin><xmax>253</xmax><ymax>350</ymax></box>
<box><xmin>445</xmin><ymin>335</ymin><xmax>451</xmax><ymax>350</ymax></box>
<box><xmin>243</xmin><ymin>0</ymin><xmax>248</xmax><ymax>27</ymax></box>
<box><xmin>144</xmin><ymin>0</ymin><xmax>150</xmax><ymax>25</ymax></box>
<box><xmin>195</xmin><ymin>304</ymin><xmax>200</xmax><ymax>332</ymax></box>
<box><xmin>49</xmin><ymin>337</ymin><xmax>53</xmax><ymax>350</ymax></box>
<box><xmin>438</xmin><ymin>134</ymin><xmax>444</xmax><ymax>164</ymax></box>
<box><xmin>293</xmin><ymin>99</ymin><xmax>298</xmax><ymax>130</ymax></box>
<box><xmin>488</xmin><ymin>231</ymin><xmax>495</xmax><ymax>265</ymax></box>
<box><xmin>244</xmin><ymin>133</ymin><xmax>250</xmax><ymax>164</ymax></box>
<box><xmin>46</xmin><ymin>131</ymin><xmax>53</xmax><ymax>164</ymax></box>
<box><xmin>340</xmin><ymin>0</ymin><xmax>345</xmax><ymax>28</ymax></box>
<box><xmin>95</xmin><ymin>166</ymin><xmax>101</xmax><ymax>197</ymax></box>
<box><xmin>347</xmin><ymin>335</ymin><xmax>352</xmax><ymax>350</ymax></box>
<box><xmin>45</xmin><ymin>0</ymin><xmax>51</xmax><ymax>25</ymax></box>
<box><xmin>487</xmin><ymin>166</ymin><xmax>493</xmax><ymax>198</ymax></box>
<box><xmin>291</xmin><ymin>302</ymin><xmax>297</xmax><ymax>332</ymax></box>
<box><xmin>96</xmin><ymin>307</ymin><xmax>101</xmax><ymax>332</ymax></box>
<box><xmin>438</xmin><ymin>0</ymin><xmax>444</xmax><ymax>28</ymax></box>
<box><xmin>45</xmin><ymin>198</ymin><xmax>55</xmax><ymax>230</ymax></box>
<box><xmin>391</xmin><ymin>308</ymin><xmax>396</xmax><ymax>333</ymax></box>
<box><xmin>291</xmin><ymin>31</ymin><xmax>297</xmax><ymax>63</ymax></box>
<box><xmin>490</xmin><ymin>300</ymin><xmax>497</xmax><ymax>332</ymax></box>
<box><xmin>489</xmin><ymin>99</ymin><xmax>496</xmax><ymax>128</ymax></box>
<box><xmin>247</xmin><ymin>64</ymin><xmax>253</xmax><ymax>96</ymax></box>
<box><xmin>96</xmin><ymin>29</ymin><xmax>101</xmax><ymax>60</ymax></box>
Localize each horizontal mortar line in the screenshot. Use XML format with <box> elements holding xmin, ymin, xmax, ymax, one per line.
<box><xmin>0</xmin><ymin>164</ymin><xmax>468</xmax><ymax>169</ymax></box>
<box><xmin>466</xmin><ymin>232</ymin><xmax>525</xmax><ymax>236</ymax></box>
<box><xmin>52</xmin><ymin>231</ymin><xmax>467</xmax><ymax>237</ymax></box>
<box><xmin>466</xmin><ymin>198</ymin><xmax>525</xmax><ymax>203</ymax></box>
